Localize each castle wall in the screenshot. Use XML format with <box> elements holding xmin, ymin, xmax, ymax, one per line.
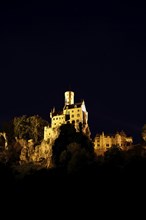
<box><xmin>51</xmin><ymin>114</ymin><xmax>65</xmax><ymax>128</ymax></box>
<box><xmin>94</xmin><ymin>132</ymin><xmax>133</xmax><ymax>154</ymax></box>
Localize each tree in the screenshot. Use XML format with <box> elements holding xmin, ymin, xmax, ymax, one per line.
<box><xmin>142</xmin><ymin>124</ymin><xmax>146</xmax><ymax>142</ymax></box>
<box><xmin>52</xmin><ymin>123</ymin><xmax>95</xmax><ymax>172</ymax></box>
<box><xmin>29</xmin><ymin>115</ymin><xmax>48</xmax><ymax>143</ymax></box>
<box><xmin>52</xmin><ymin>123</ymin><xmax>76</xmax><ymax>166</ymax></box>
<box><xmin>104</xmin><ymin>145</ymin><xmax>125</xmax><ymax>170</ymax></box>
<box><xmin>13</xmin><ymin>115</ymin><xmax>30</xmax><ymax>140</ymax></box>
<box><xmin>0</xmin><ymin>135</ymin><xmax>5</xmax><ymax>150</ymax></box>
<box><xmin>13</xmin><ymin>115</ymin><xmax>48</xmax><ymax>144</ymax></box>
<box><xmin>1</xmin><ymin>120</ymin><xmax>14</xmax><ymax>143</ymax></box>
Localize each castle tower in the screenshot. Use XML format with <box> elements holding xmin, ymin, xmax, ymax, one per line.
<box><xmin>64</xmin><ymin>91</ymin><xmax>74</xmax><ymax>106</ymax></box>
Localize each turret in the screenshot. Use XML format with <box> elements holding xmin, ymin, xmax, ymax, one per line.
<box><xmin>64</xmin><ymin>91</ymin><xmax>74</xmax><ymax>105</ymax></box>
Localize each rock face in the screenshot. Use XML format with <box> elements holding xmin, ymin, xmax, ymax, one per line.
<box><xmin>30</xmin><ymin>140</ymin><xmax>52</xmax><ymax>167</ymax></box>
<box><xmin>19</xmin><ymin>136</ymin><xmax>58</xmax><ymax>168</ymax></box>
<box><xmin>0</xmin><ymin>132</ymin><xmax>8</xmax><ymax>150</ymax></box>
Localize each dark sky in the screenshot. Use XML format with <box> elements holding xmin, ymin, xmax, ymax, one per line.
<box><xmin>0</xmin><ymin>1</ymin><xmax>146</xmax><ymax>143</ymax></box>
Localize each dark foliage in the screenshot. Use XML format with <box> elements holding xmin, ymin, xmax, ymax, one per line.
<box><xmin>52</xmin><ymin>123</ymin><xmax>95</xmax><ymax>172</ymax></box>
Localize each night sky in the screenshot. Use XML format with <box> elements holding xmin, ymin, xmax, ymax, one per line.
<box><xmin>0</xmin><ymin>1</ymin><xmax>146</xmax><ymax>143</ymax></box>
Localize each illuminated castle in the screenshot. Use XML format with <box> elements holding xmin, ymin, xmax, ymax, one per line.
<box><xmin>44</xmin><ymin>91</ymin><xmax>90</xmax><ymax>141</ymax></box>
<box><xmin>94</xmin><ymin>131</ymin><xmax>133</xmax><ymax>155</ymax></box>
